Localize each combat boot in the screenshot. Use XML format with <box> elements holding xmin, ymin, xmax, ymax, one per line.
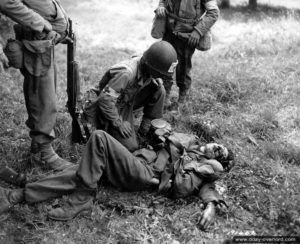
<box><xmin>178</xmin><ymin>89</ymin><xmax>188</xmax><ymax>104</ymax></box>
<box><xmin>31</xmin><ymin>142</ymin><xmax>73</xmax><ymax>171</ymax></box>
<box><xmin>48</xmin><ymin>190</ymin><xmax>93</xmax><ymax>221</ymax></box>
<box><xmin>0</xmin><ymin>187</ymin><xmax>24</xmax><ymax>214</ymax></box>
<box><xmin>0</xmin><ymin>166</ymin><xmax>27</xmax><ymax>186</ymax></box>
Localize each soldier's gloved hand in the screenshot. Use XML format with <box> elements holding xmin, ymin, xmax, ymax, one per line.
<box><xmin>0</xmin><ymin>51</ymin><xmax>9</xmax><ymax>71</ymax></box>
<box><xmin>188</xmin><ymin>30</ymin><xmax>201</xmax><ymax>48</ymax></box>
<box><xmin>118</xmin><ymin>121</ymin><xmax>132</xmax><ymax>138</ymax></box>
<box><xmin>199</xmin><ymin>202</ymin><xmax>216</xmax><ymax>230</ymax></box>
<box><xmin>156</xmin><ymin>7</ymin><xmax>167</xmax><ymax>17</ymax></box>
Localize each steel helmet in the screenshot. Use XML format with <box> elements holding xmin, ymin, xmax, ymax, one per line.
<box><xmin>142</xmin><ymin>41</ymin><xmax>178</xmax><ymax>78</ymax></box>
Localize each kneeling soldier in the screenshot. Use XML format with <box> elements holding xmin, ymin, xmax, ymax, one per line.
<box><xmin>83</xmin><ymin>41</ymin><xmax>178</xmax><ymax>152</ymax></box>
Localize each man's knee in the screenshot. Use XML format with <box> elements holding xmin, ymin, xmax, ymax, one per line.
<box><xmin>91</xmin><ymin>130</ymin><xmax>108</xmax><ymax>140</ymax></box>
<box><xmin>89</xmin><ymin>130</ymin><xmax>107</xmax><ymax>144</ymax></box>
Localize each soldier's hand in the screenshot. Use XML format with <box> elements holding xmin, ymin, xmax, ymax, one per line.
<box><xmin>188</xmin><ymin>30</ymin><xmax>201</xmax><ymax>48</ymax></box>
<box><xmin>46</xmin><ymin>31</ymin><xmax>61</xmax><ymax>44</ymax></box>
<box><xmin>149</xmin><ymin>177</ymin><xmax>160</xmax><ymax>185</ymax></box>
<box><xmin>119</xmin><ymin>121</ymin><xmax>132</xmax><ymax>138</ymax></box>
<box><xmin>156</xmin><ymin>7</ymin><xmax>167</xmax><ymax>17</ymax></box>
<box><xmin>43</xmin><ymin>21</ymin><xmax>52</xmax><ymax>33</ymax></box>
<box><xmin>199</xmin><ymin>202</ymin><xmax>216</xmax><ymax>230</ymax></box>
<box><xmin>216</xmin><ymin>201</ymin><xmax>228</xmax><ymax>212</ymax></box>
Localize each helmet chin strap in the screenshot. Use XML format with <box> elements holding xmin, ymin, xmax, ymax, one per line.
<box><xmin>140</xmin><ymin>59</ymin><xmax>151</xmax><ymax>79</ymax></box>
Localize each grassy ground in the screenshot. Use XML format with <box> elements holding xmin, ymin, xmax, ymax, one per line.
<box><xmin>0</xmin><ymin>0</ymin><xmax>300</xmax><ymax>243</ymax></box>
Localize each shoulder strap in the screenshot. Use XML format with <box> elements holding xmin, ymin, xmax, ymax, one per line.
<box><xmin>194</xmin><ymin>0</ymin><xmax>207</xmax><ymax>23</ymax></box>
<box><xmin>166</xmin><ymin>0</ymin><xmax>174</xmax><ymax>12</ymax></box>
<box><xmin>196</xmin><ymin>0</ymin><xmax>201</xmax><ymax>19</ymax></box>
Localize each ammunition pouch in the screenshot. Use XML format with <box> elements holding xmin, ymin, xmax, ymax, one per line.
<box><xmin>4</xmin><ymin>39</ymin><xmax>24</xmax><ymax>69</ymax></box>
<box><xmin>151</xmin><ymin>10</ymin><xmax>212</xmax><ymax>51</ymax></box>
<box><xmin>176</xmin><ymin>30</ymin><xmax>212</xmax><ymax>51</ymax></box>
<box><xmin>151</xmin><ymin>15</ymin><xmax>167</xmax><ymax>39</ymax></box>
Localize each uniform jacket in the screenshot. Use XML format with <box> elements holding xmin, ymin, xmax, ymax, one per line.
<box><xmin>95</xmin><ymin>57</ymin><xmax>160</xmax><ymax>127</ymax></box>
<box><xmin>158</xmin><ymin>0</ymin><xmax>219</xmax><ymax>36</ymax></box>
<box><xmin>133</xmin><ymin>133</ymin><xmax>225</xmax><ymax>205</ymax></box>
<box><xmin>0</xmin><ymin>0</ymin><xmax>67</xmax><ymax>33</ymax></box>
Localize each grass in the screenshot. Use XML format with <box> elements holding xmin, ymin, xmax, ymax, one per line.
<box><xmin>1</xmin><ymin>0</ymin><xmax>300</xmax><ymax>243</ymax></box>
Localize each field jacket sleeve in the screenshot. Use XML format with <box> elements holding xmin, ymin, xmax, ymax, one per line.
<box><xmin>171</xmin><ymin>157</ymin><xmax>224</xmax><ymax>202</ymax></box>
<box><xmin>0</xmin><ymin>0</ymin><xmax>50</xmax><ymax>32</ymax></box>
<box><xmin>194</xmin><ymin>0</ymin><xmax>219</xmax><ymax>36</ymax></box>
<box><xmin>97</xmin><ymin>66</ymin><xmax>134</xmax><ymax>127</ymax></box>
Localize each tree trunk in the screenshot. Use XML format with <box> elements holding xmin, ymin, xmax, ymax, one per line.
<box><xmin>249</xmin><ymin>0</ymin><xmax>257</xmax><ymax>10</ymax></box>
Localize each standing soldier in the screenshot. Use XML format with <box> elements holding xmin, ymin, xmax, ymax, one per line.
<box><xmin>154</xmin><ymin>0</ymin><xmax>220</xmax><ymax>104</ymax></box>
<box><xmin>83</xmin><ymin>41</ymin><xmax>178</xmax><ymax>152</ymax></box>
<box><xmin>0</xmin><ymin>0</ymin><xmax>72</xmax><ymax>170</ymax></box>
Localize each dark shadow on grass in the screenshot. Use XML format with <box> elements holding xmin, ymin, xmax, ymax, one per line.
<box><xmin>220</xmin><ymin>4</ymin><xmax>300</xmax><ymax>22</ymax></box>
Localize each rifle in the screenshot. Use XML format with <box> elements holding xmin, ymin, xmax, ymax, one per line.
<box><xmin>66</xmin><ymin>18</ymin><xmax>87</xmax><ymax>143</ymax></box>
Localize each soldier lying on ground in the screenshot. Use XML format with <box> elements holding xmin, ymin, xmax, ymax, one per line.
<box><xmin>0</xmin><ymin>122</ymin><xmax>234</xmax><ymax>230</ymax></box>
<box><xmin>82</xmin><ymin>41</ymin><xmax>178</xmax><ymax>152</ymax></box>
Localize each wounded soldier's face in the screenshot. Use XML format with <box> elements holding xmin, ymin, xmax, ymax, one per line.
<box><xmin>200</xmin><ymin>143</ymin><xmax>229</xmax><ymax>160</ymax></box>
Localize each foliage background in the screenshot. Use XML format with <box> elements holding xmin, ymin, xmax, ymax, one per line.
<box><xmin>0</xmin><ymin>0</ymin><xmax>300</xmax><ymax>243</ymax></box>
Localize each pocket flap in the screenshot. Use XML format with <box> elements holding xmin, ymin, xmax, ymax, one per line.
<box><xmin>23</xmin><ymin>39</ymin><xmax>52</xmax><ymax>54</ymax></box>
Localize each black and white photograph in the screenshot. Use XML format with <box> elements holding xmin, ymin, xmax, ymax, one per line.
<box><xmin>0</xmin><ymin>0</ymin><xmax>299</xmax><ymax>243</ymax></box>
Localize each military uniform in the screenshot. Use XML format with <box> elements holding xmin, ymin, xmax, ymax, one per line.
<box><xmin>157</xmin><ymin>0</ymin><xmax>219</xmax><ymax>98</ymax></box>
<box><xmin>0</xmin><ymin>0</ymin><xmax>68</xmax><ymax>145</ymax></box>
<box><xmin>84</xmin><ymin>57</ymin><xmax>166</xmax><ymax>152</ymax></box>
<box><xmin>22</xmin><ymin>130</ymin><xmax>224</xmax><ymax>207</ymax></box>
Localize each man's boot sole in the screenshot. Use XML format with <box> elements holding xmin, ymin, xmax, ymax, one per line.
<box><xmin>48</xmin><ymin>200</ymin><xmax>93</xmax><ymax>221</ymax></box>
<box><xmin>48</xmin><ymin>208</ymin><xmax>92</xmax><ymax>221</ymax></box>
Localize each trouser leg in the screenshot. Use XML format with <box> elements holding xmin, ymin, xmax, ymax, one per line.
<box><xmin>163</xmin><ymin>33</ymin><xmax>195</xmax><ymax>94</ymax></box>
<box><xmin>77</xmin><ymin>130</ymin><xmax>154</xmax><ymax>191</ymax></box>
<box><xmin>22</xmin><ymin>47</ymin><xmax>57</xmax><ymax>145</ymax></box>
<box><xmin>175</xmin><ymin>42</ymin><xmax>195</xmax><ymax>93</ymax></box>
<box><xmin>24</xmin><ymin>165</ymin><xmax>79</xmax><ymax>203</ymax></box>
